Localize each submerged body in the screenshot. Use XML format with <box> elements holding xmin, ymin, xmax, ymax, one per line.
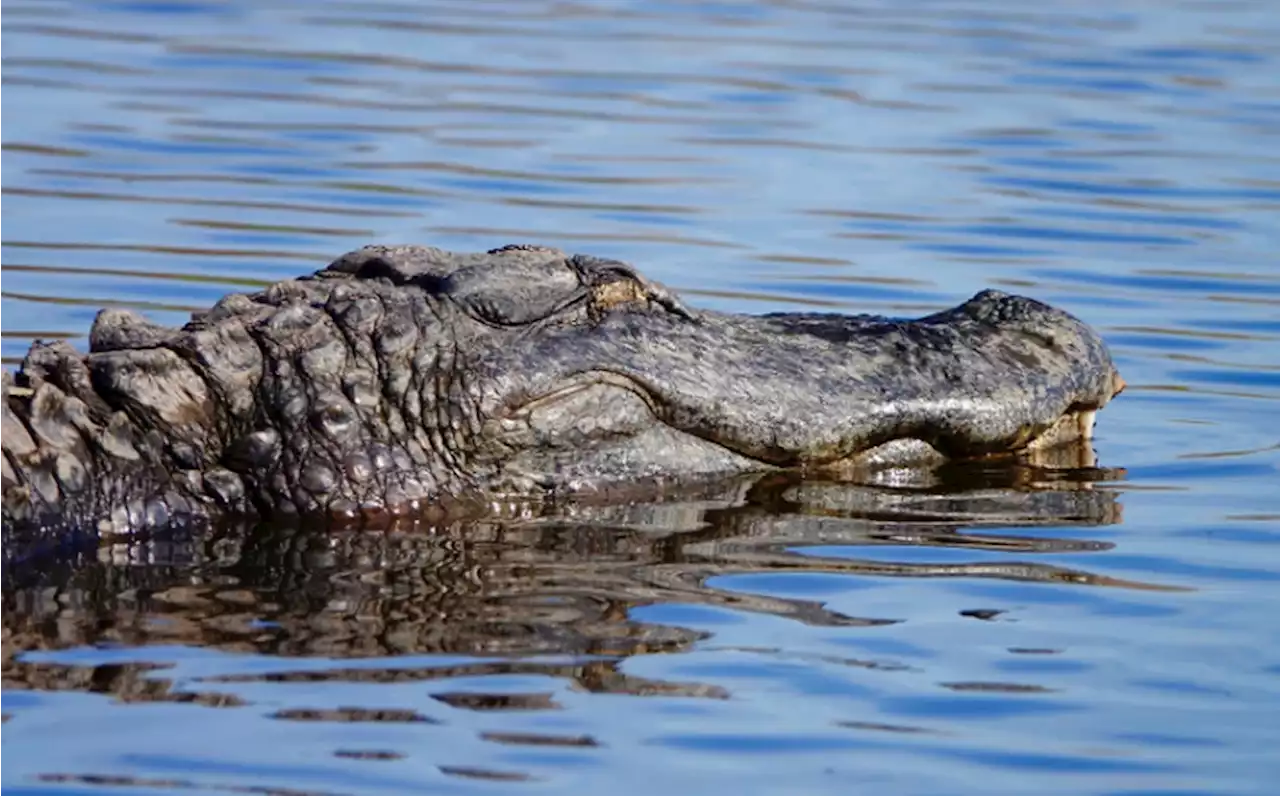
<box><xmin>2</xmin><ymin>244</ymin><xmax>1124</xmax><ymax>536</ymax></box>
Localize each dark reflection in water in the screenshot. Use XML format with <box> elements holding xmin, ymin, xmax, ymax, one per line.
<box><xmin>4</xmin><ymin>463</ymin><xmax>1168</xmax><ymax>699</ymax></box>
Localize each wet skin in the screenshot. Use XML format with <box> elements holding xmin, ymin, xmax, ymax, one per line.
<box><xmin>2</xmin><ymin>243</ymin><xmax>1125</xmax><ymax>537</ymax></box>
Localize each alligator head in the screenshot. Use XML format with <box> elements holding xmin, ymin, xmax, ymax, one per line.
<box><xmin>2</xmin><ymin>243</ymin><xmax>1125</xmax><ymax>535</ymax></box>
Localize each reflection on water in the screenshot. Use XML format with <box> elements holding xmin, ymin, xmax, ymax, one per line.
<box><xmin>3</xmin><ymin>467</ymin><xmax>1149</xmax><ymax>662</ymax></box>
<box><xmin>3</xmin><ymin>0</ymin><xmax>1279</xmax><ymax>792</ymax></box>
<box><xmin>3</xmin><ymin>467</ymin><xmax>1172</xmax><ymax>782</ymax></box>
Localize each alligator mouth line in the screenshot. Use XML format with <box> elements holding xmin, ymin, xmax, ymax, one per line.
<box><xmin>516</xmin><ymin>369</ymin><xmax>1128</xmax><ymax>478</ymax></box>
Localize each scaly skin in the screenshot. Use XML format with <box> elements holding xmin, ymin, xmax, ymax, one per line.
<box><xmin>2</xmin><ymin>243</ymin><xmax>1125</xmax><ymax>537</ymax></box>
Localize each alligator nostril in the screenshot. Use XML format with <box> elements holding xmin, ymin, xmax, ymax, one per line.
<box><xmin>1024</xmin><ymin>331</ymin><xmax>1058</xmax><ymax>351</ymax></box>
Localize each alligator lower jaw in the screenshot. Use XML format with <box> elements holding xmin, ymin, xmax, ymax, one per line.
<box><xmin>1025</xmin><ymin>406</ymin><xmax>1098</xmax><ymax>453</ymax></box>
<box><xmin>823</xmin><ymin>399</ymin><xmax>1118</xmax><ymax>476</ymax></box>
<box><xmin>814</xmin><ymin>414</ymin><xmax>1103</xmax><ymax>482</ymax></box>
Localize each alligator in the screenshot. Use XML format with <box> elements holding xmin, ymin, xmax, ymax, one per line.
<box><xmin>2</xmin><ymin>243</ymin><xmax>1125</xmax><ymax>539</ymax></box>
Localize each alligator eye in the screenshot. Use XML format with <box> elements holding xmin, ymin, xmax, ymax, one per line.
<box><xmin>588</xmin><ymin>280</ymin><xmax>648</xmax><ymax>317</ymax></box>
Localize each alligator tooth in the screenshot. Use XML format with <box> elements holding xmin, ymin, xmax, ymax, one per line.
<box><xmin>1077</xmin><ymin>409</ymin><xmax>1097</xmax><ymax>440</ymax></box>
<box><xmin>1024</xmin><ymin>408</ymin><xmax>1099</xmax><ymax>458</ymax></box>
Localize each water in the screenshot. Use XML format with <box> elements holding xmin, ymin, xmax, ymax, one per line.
<box><xmin>3</xmin><ymin>0</ymin><xmax>1279</xmax><ymax>792</ymax></box>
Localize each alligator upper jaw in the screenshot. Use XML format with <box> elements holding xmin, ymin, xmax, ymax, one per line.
<box><xmin>496</xmin><ymin>279</ymin><xmax>1130</xmax><ymax>500</ymax></box>
<box><xmin>501</xmin><ymin>297</ymin><xmax>1126</xmax><ymax>478</ymax></box>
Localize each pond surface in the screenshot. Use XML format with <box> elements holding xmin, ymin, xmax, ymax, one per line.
<box><xmin>3</xmin><ymin>0</ymin><xmax>1279</xmax><ymax>793</ymax></box>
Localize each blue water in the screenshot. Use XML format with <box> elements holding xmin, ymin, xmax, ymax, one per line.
<box><xmin>3</xmin><ymin>0</ymin><xmax>1279</xmax><ymax>793</ymax></box>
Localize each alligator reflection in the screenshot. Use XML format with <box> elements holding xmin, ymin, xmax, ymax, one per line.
<box><xmin>4</xmin><ymin>462</ymin><xmax>1175</xmax><ymax>707</ymax></box>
